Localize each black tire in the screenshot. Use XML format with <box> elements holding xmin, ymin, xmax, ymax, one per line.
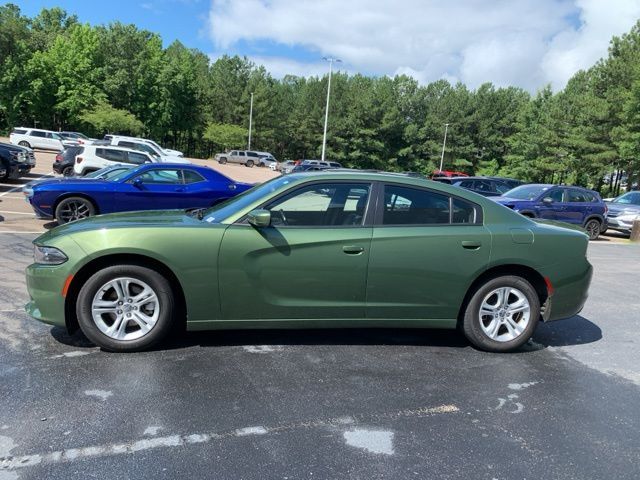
<box><xmin>76</xmin><ymin>264</ymin><xmax>175</xmax><ymax>352</ymax></box>
<box><xmin>245</xmin><ymin>159</ymin><xmax>254</xmax><ymax>168</ymax></box>
<box><xmin>0</xmin><ymin>163</ymin><xmax>8</xmax><ymax>181</ymax></box>
<box><xmin>18</xmin><ymin>141</ymin><xmax>30</xmax><ymax>148</ymax></box>
<box><xmin>62</xmin><ymin>166</ymin><xmax>74</xmax><ymax>177</ymax></box>
<box><xmin>55</xmin><ymin>196</ymin><xmax>96</xmax><ymax>224</ymax></box>
<box><xmin>462</xmin><ymin>275</ymin><xmax>540</xmax><ymax>352</ymax></box>
<box><xmin>584</xmin><ymin>218</ymin><xmax>601</xmax><ymax>240</ymax></box>
<box><xmin>218</xmin><ymin>157</ymin><xmax>227</xmax><ymax>164</ymax></box>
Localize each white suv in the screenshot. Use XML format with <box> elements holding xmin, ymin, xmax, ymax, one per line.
<box><xmin>73</xmin><ymin>145</ymin><xmax>156</xmax><ymax>176</ymax></box>
<box><xmin>10</xmin><ymin>128</ymin><xmax>76</xmax><ymax>151</ymax></box>
<box><xmin>104</xmin><ymin>135</ymin><xmax>183</xmax><ymax>157</ymax></box>
<box><xmin>108</xmin><ymin>136</ymin><xmax>186</xmax><ymax>162</ymax></box>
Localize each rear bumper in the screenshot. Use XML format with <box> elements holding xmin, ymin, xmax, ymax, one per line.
<box><xmin>542</xmin><ymin>261</ymin><xmax>593</xmax><ymax>322</ymax></box>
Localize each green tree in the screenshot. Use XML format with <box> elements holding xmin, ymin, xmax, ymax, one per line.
<box><xmin>203</xmin><ymin>123</ymin><xmax>247</xmax><ymax>151</ymax></box>
<box><xmin>80</xmin><ymin>101</ymin><xmax>143</xmax><ymax>135</ymax></box>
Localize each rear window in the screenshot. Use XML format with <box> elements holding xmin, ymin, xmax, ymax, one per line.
<box><xmin>11</xmin><ymin>128</ymin><xmax>27</xmax><ymax>135</ymax></box>
<box><xmin>62</xmin><ymin>146</ymin><xmax>83</xmax><ymax>159</ymax></box>
<box><xmin>182</xmin><ymin>170</ymin><xmax>205</xmax><ymax>184</ymax></box>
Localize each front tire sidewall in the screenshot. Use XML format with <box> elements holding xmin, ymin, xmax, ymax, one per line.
<box><xmin>463</xmin><ymin>275</ymin><xmax>540</xmax><ymax>352</ymax></box>
<box><xmin>76</xmin><ymin>265</ymin><xmax>175</xmax><ymax>352</ymax></box>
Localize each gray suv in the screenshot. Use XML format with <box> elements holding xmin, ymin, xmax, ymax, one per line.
<box><xmin>214</xmin><ymin>150</ymin><xmax>262</xmax><ymax>168</ymax></box>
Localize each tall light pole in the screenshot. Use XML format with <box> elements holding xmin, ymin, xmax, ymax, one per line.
<box><xmin>321</xmin><ymin>57</ymin><xmax>341</xmax><ymax>161</ymax></box>
<box><xmin>247</xmin><ymin>92</ymin><xmax>254</xmax><ymax>150</ymax></box>
<box><xmin>439</xmin><ymin>123</ymin><xmax>449</xmax><ymax>173</ymax></box>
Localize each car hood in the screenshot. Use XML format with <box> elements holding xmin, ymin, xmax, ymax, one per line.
<box><xmin>606</xmin><ymin>202</ymin><xmax>640</xmax><ymax>214</ymax></box>
<box><xmin>0</xmin><ymin>142</ymin><xmax>32</xmax><ymax>154</ymax></box>
<box><xmin>36</xmin><ymin>209</ymin><xmax>203</xmax><ymax>243</ymax></box>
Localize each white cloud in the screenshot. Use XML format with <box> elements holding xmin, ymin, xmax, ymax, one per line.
<box><xmin>207</xmin><ymin>0</ymin><xmax>640</xmax><ymax>91</ymax></box>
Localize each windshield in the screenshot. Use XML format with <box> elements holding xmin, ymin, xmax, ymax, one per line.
<box><xmin>612</xmin><ymin>192</ymin><xmax>640</xmax><ymax>205</ymax></box>
<box><xmin>503</xmin><ymin>185</ymin><xmax>550</xmax><ymax>200</ymax></box>
<box><xmin>202</xmin><ymin>176</ymin><xmax>295</xmax><ymax>223</ymax></box>
<box><xmin>106</xmin><ymin>166</ymin><xmax>140</xmax><ymax>182</ymax></box>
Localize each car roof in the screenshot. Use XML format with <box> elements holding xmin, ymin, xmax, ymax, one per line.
<box><xmin>86</xmin><ymin>145</ymin><xmax>151</xmax><ymax>154</ymax></box>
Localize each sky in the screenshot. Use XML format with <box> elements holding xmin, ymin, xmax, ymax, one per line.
<box><xmin>13</xmin><ymin>0</ymin><xmax>640</xmax><ymax>92</ymax></box>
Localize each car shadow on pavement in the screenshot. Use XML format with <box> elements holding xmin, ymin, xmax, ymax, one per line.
<box><xmin>49</xmin><ymin>315</ymin><xmax>602</xmax><ymax>353</ymax></box>
<box><xmin>531</xmin><ymin>315</ymin><xmax>602</xmax><ymax>348</ymax></box>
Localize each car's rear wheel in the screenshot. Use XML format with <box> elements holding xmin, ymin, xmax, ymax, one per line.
<box><xmin>62</xmin><ymin>166</ymin><xmax>74</xmax><ymax>176</ymax></box>
<box><xmin>246</xmin><ymin>159</ymin><xmax>254</xmax><ymax>168</ymax></box>
<box><xmin>76</xmin><ymin>265</ymin><xmax>174</xmax><ymax>352</ymax></box>
<box><xmin>55</xmin><ymin>197</ymin><xmax>95</xmax><ymax>224</ymax></box>
<box><xmin>462</xmin><ymin>275</ymin><xmax>539</xmax><ymax>352</ymax></box>
<box><xmin>218</xmin><ymin>157</ymin><xmax>227</xmax><ymax>164</ymax></box>
<box><xmin>584</xmin><ymin>218</ymin><xmax>601</xmax><ymax>240</ymax></box>
<box><xmin>18</xmin><ymin>141</ymin><xmax>30</xmax><ymax>148</ymax></box>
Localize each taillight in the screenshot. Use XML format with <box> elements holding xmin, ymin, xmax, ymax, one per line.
<box><xmin>604</xmin><ymin>204</ymin><xmax>608</xmax><ymax>215</ymax></box>
<box><xmin>76</xmin><ymin>157</ymin><xmax>83</xmax><ymax>164</ymax></box>
<box><xmin>55</xmin><ymin>154</ymin><xmax>63</xmax><ymax>162</ymax></box>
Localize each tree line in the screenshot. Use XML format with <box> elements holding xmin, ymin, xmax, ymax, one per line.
<box><xmin>1</xmin><ymin>4</ymin><xmax>639</xmax><ymax>194</ymax></box>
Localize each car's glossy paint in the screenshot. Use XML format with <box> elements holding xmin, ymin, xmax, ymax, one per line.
<box><xmin>26</xmin><ymin>163</ymin><xmax>253</xmax><ymax>219</ymax></box>
<box><xmin>25</xmin><ymin>171</ymin><xmax>592</xmax><ymax>334</ymax></box>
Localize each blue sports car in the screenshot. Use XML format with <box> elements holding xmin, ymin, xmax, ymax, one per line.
<box><xmin>24</xmin><ymin>163</ymin><xmax>254</xmax><ymax>224</ymax></box>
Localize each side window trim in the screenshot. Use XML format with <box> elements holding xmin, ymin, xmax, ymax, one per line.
<box><xmin>235</xmin><ymin>180</ymin><xmax>375</xmax><ymax>228</ymax></box>
<box><xmin>372</xmin><ymin>181</ymin><xmax>483</xmax><ymax>227</ymax></box>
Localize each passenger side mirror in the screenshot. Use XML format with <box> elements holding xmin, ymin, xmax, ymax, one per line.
<box><xmin>247</xmin><ymin>209</ymin><xmax>271</xmax><ymax>228</ymax></box>
<box><xmin>542</xmin><ymin>197</ymin><xmax>553</xmax><ymax>204</ymax></box>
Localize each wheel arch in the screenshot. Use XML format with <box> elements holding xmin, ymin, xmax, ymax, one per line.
<box><xmin>518</xmin><ymin>210</ymin><xmax>536</xmax><ymax>218</ymax></box>
<box><xmin>64</xmin><ymin>253</ymin><xmax>187</xmax><ymax>334</ymax></box>
<box><xmin>457</xmin><ymin>264</ymin><xmax>549</xmax><ymax>326</ymax></box>
<box><xmin>583</xmin><ymin>214</ymin><xmax>604</xmax><ymax>226</ymax></box>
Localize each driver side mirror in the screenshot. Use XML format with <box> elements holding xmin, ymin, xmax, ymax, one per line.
<box><xmin>247</xmin><ymin>209</ymin><xmax>271</xmax><ymax>228</ymax></box>
<box><xmin>542</xmin><ymin>197</ymin><xmax>553</xmax><ymax>204</ymax></box>
<box><xmin>133</xmin><ymin>178</ymin><xmax>144</xmax><ymax>189</ymax></box>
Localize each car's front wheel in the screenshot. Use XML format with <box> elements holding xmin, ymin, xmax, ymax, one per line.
<box><xmin>76</xmin><ymin>265</ymin><xmax>175</xmax><ymax>352</ymax></box>
<box><xmin>584</xmin><ymin>218</ymin><xmax>601</xmax><ymax>240</ymax></box>
<box><xmin>18</xmin><ymin>141</ymin><xmax>30</xmax><ymax>148</ymax></box>
<box><xmin>55</xmin><ymin>197</ymin><xmax>95</xmax><ymax>224</ymax></box>
<box><xmin>245</xmin><ymin>159</ymin><xmax>254</xmax><ymax>168</ymax></box>
<box><xmin>218</xmin><ymin>157</ymin><xmax>227</xmax><ymax>164</ymax></box>
<box><xmin>462</xmin><ymin>275</ymin><xmax>539</xmax><ymax>352</ymax></box>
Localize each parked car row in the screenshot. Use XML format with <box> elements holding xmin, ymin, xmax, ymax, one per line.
<box><xmin>24</xmin><ymin>163</ymin><xmax>253</xmax><ymax>224</ymax></box>
<box><xmin>214</xmin><ymin>150</ymin><xmax>277</xmax><ymax>169</ymax></box>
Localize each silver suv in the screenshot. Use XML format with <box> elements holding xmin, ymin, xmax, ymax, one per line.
<box><xmin>214</xmin><ymin>150</ymin><xmax>263</xmax><ymax>168</ymax></box>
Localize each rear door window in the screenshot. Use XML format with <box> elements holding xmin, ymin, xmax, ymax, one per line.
<box><xmin>31</xmin><ymin>131</ymin><xmax>46</xmax><ymax>138</ymax></box>
<box><xmin>182</xmin><ymin>170</ymin><xmax>205</xmax><ymax>184</ymax></box>
<box><xmin>568</xmin><ymin>189</ymin><xmax>587</xmax><ymax>202</ymax></box>
<box><xmin>127</xmin><ymin>152</ymin><xmax>150</xmax><ymax>165</ymax></box>
<box><xmin>382</xmin><ymin>185</ymin><xmax>450</xmax><ymax>225</ymax></box>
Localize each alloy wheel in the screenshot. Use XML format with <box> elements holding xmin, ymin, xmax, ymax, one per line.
<box><xmin>478</xmin><ymin>287</ymin><xmax>531</xmax><ymax>342</ymax></box>
<box><xmin>91</xmin><ymin>277</ymin><xmax>160</xmax><ymax>341</ymax></box>
<box><xmin>57</xmin><ymin>199</ymin><xmax>92</xmax><ymax>223</ymax></box>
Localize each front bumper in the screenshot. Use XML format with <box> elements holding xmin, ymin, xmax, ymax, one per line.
<box><xmin>7</xmin><ymin>163</ymin><xmax>32</xmax><ymax>179</ymax></box>
<box><xmin>25</xmin><ymin>263</ymin><xmax>68</xmax><ymax>327</ymax></box>
<box><xmin>606</xmin><ymin>217</ymin><xmax>633</xmax><ymax>234</ymax></box>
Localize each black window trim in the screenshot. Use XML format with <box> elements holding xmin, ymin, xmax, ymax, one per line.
<box><xmin>234</xmin><ymin>179</ymin><xmax>376</xmax><ymax>229</ymax></box>
<box><xmin>372</xmin><ymin>181</ymin><xmax>484</xmax><ymax>227</ymax></box>
<box><xmin>181</xmin><ymin>168</ymin><xmax>207</xmax><ymax>185</ymax></box>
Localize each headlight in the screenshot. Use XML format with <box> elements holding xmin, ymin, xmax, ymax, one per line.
<box><xmin>11</xmin><ymin>151</ymin><xmax>27</xmax><ymax>163</ymax></box>
<box><xmin>34</xmin><ymin>245</ymin><xmax>68</xmax><ymax>265</ymax></box>
<box><xmin>23</xmin><ymin>187</ymin><xmax>34</xmax><ymax>198</ymax></box>
<box><xmin>618</xmin><ymin>213</ymin><xmax>640</xmax><ymax>222</ymax></box>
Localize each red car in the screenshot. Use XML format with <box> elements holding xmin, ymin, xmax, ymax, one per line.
<box><xmin>431</xmin><ymin>170</ymin><xmax>469</xmax><ymax>179</ymax></box>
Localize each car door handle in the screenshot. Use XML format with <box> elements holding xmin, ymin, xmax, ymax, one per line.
<box><xmin>343</xmin><ymin>245</ymin><xmax>365</xmax><ymax>255</ymax></box>
<box><xmin>461</xmin><ymin>240</ymin><xmax>482</xmax><ymax>249</ymax></box>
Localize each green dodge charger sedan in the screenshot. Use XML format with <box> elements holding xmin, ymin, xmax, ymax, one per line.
<box><xmin>25</xmin><ymin>171</ymin><xmax>593</xmax><ymax>352</ymax></box>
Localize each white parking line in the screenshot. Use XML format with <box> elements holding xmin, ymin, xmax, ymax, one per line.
<box><xmin>0</xmin><ymin>211</ymin><xmax>35</xmax><ymax>216</ymax></box>
<box><xmin>0</xmin><ymin>231</ymin><xmax>45</xmax><ymax>234</ymax></box>
<box><xmin>0</xmin><ymin>171</ymin><xmax>54</xmax><ymax>198</ymax></box>
<box><xmin>0</xmin><ymin>404</ymin><xmax>459</xmax><ymax>471</ymax></box>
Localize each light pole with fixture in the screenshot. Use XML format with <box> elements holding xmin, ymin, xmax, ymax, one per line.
<box><xmin>248</xmin><ymin>92</ymin><xmax>254</xmax><ymax>150</ymax></box>
<box><xmin>439</xmin><ymin>123</ymin><xmax>449</xmax><ymax>173</ymax></box>
<box><xmin>321</xmin><ymin>57</ymin><xmax>341</xmax><ymax>161</ymax></box>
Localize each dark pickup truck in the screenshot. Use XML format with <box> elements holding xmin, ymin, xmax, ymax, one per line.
<box><xmin>0</xmin><ymin>141</ymin><xmax>36</xmax><ymax>180</ymax></box>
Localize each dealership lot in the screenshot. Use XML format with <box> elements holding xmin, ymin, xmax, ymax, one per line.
<box><xmin>1</xmin><ymin>150</ymin><xmax>639</xmax><ymax>479</ymax></box>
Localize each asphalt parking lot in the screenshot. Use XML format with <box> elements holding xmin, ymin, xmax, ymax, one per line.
<box><xmin>1</xmin><ymin>150</ymin><xmax>639</xmax><ymax>479</ymax></box>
